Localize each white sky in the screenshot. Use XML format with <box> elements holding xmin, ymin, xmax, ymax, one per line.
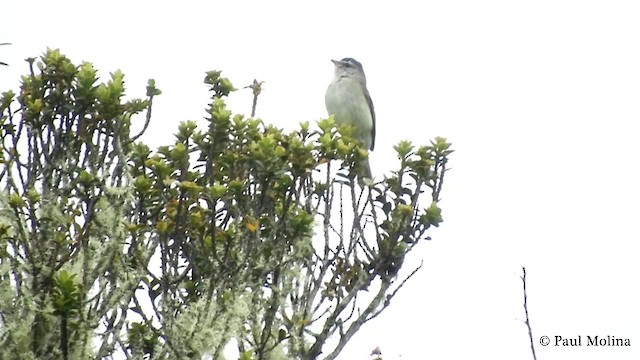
<box><xmin>2</xmin><ymin>1</ymin><xmax>639</xmax><ymax>359</ymax></box>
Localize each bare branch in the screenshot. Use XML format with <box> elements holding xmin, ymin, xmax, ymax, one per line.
<box><xmin>520</xmin><ymin>266</ymin><xmax>538</xmax><ymax>360</ymax></box>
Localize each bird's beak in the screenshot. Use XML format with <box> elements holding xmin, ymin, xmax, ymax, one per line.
<box><xmin>331</xmin><ymin>59</ymin><xmax>341</xmax><ymax>66</ymax></box>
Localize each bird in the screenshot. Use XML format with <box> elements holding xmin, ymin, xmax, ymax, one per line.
<box><xmin>325</xmin><ymin>58</ymin><xmax>376</xmax><ymax>180</ymax></box>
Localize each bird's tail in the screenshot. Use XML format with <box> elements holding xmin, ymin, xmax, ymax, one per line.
<box><xmin>358</xmin><ymin>158</ymin><xmax>372</xmax><ymax>186</ymax></box>
<box><xmin>363</xmin><ymin>158</ymin><xmax>372</xmax><ymax>179</ymax></box>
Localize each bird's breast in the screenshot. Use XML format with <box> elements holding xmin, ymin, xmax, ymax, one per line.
<box><xmin>325</xmin><ymin>78</ymin><xmax>373</xmax><ymax>149</ymax></box>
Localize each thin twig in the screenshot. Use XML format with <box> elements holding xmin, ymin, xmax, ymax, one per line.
<box><xmin>130</xmin><ymin>86</ymin><xmax>156</xmax><ymax>142</ymax></box>
<box><xmin>245</xmin><ymin>79</ymin><xmax>264</xmax><ymax>118</ymax></box>
<box><xmin>520</xmin><ymin>266</ymin><xmax>537</xmax><ymax>360</ymax></box>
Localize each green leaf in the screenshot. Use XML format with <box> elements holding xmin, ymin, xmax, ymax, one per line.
<box><xmin>78</xmin><ymin>170</ymin><xmax>96</xmax><ymax>186</ymax></box>
<box><xmin>8</xmin><ymin>193</ymin><xmax>25</xmax><ymax>208</ymax></box>
<box><xmin>146</xmin><ymin>78</ymin><xmax>162</xmax><ymax>96</ymax></box>
<box><xmin>52</xmin><ymin>270</ymin><xmax>81</xmax><ymax>315</ymax></box>
<box><xmin>209</xmin><ymin>182</ymin><xmax>228</xmax><ymax>199</ymax></box>
<box><xmin>134</xmin><ymin>176</ymin><xmax>152</xmax><ymax>193</ymax></box>
<box><xmin>0</xmin><ymin>90</ymin><xmax>15</xmax><ymax>112</ymax></box>
<box><xmin>421</xmin><ymin>202</ymin><xmax>443</xmax><ymax>227</ymax></box>
<box><xmin>278</xmin><ymin>328</ymin><xmax>287</xmax><ymax>342</ymax></box>
<box><xmin>239</xmin><ymin>350</ymin><xmax>254</xmax><ymax>360</ymax></box>
<box><xmin>394</xmin><ymin>140</ymin><xmax>414</xmax><ymax>158</ymax></box>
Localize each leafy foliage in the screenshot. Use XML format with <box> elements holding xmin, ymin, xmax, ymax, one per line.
<box><xmin>0</xmin><ymin>49</ymin><xmax>452</xmax><ymax>360</ymax></box>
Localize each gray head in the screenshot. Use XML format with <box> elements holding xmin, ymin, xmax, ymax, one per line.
<box><xmin>332</xmin><ymin>57</ymin><xmax>367</xmax><ymax>83</ymax></box>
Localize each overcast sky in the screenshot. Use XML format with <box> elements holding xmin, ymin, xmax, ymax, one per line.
<box><xmin>2</xmin><ymin>1</ymin><xmax>639</xmax><ymax>359</ymax></box>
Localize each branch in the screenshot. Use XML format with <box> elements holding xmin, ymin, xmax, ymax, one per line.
<box><xmin>520</xmin><ymin>266</ymin><xmax>537</xmax><ymax>360</ymax></box>
<box><xmin>130</xmin><ymin>81</ymin><xmax>159</xmax><ymax>142</ymax></box>
<box><xmin>367</xmin><ymin>261</ymin><xmax>423</xmax><ymax>322</ymax></box>
<box><xmin>244</xmin><ymin>79</ymin><xmax>264</xmax><ymax>118</ymax></box>
<box><xmin>320</xmin><ymin>279</ymin><xmax>390</xmax><ymax>360</ymax></box>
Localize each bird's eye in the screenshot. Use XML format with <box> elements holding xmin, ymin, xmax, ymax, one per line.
<box><xmin>342</xmin><ymin>58</ymin><xmax>360</xmax><ymax>69</ymax></box>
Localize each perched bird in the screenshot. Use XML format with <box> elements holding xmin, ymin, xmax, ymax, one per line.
<box><xmin>325</xmin><ymin>58</ymin><xmax>376</xmax><ymax>179</ymax></box>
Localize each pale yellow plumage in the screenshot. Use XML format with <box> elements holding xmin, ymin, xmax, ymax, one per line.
<box><xmin>325</xmin><ymin>58</ymin><xmax>376</xmax><ymax>179</ymax></box>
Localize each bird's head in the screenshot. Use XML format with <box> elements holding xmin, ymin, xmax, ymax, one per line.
<box><xmin>332</xmin><ymin>58</ymin><xmax>367</xmax><ymax>81</ymax></box>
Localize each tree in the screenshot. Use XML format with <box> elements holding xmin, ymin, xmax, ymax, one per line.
<box><xmin>0</xmin><ymin>49</ymin><xmax>452</xmax><ymax>360</ymax></box>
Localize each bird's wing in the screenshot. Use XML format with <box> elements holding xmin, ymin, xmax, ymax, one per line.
<box><xmin>364</xmin><ymin>88</ymin><xmax>376</xmax><ymax>151</ymax></box>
